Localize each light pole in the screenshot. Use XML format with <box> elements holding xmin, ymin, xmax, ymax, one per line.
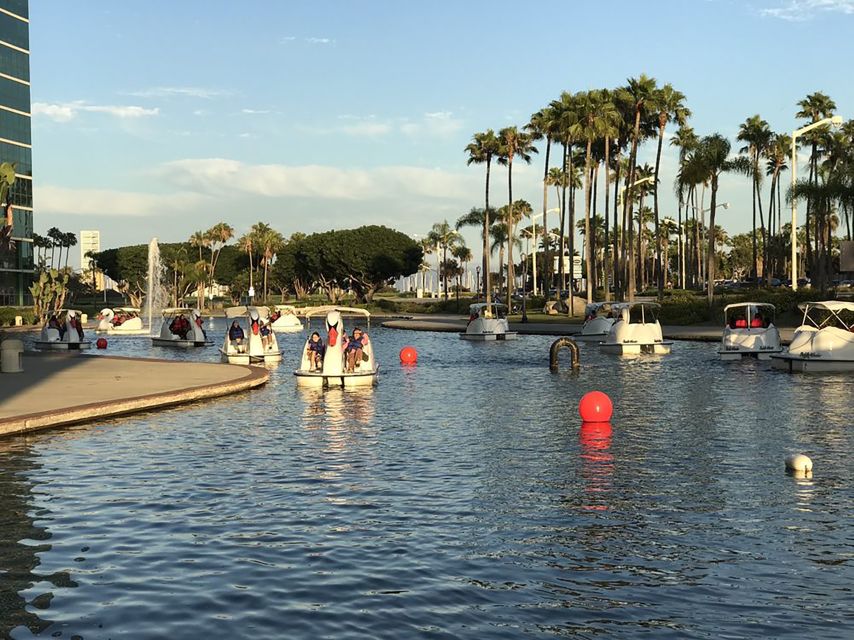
<box><xmin>791</xmin><ymin>115</ymin><xmax>843</xmax><ymax>291</ymax></box>
<box><xmin>617</xmin><ymin>175</ymin><xmax>655</xmax><ymax>206</ymax></box>
<box><xmin>520</xmin><ymin>253</ymin><xmax>528</xmax><ymax>323</ymax></box>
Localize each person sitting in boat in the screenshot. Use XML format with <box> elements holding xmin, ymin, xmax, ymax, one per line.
<box><xmin>270</xmin><ymin>308</ymin><xmax>281</xmax><ymax>323</ymax></box>
<box><xmin>751</xmin><ymin>312</ymin><xmax>764</xmax><ymax>328</ymax></box>
<box><xmin>48</xmin><ymin>314</ymin><xmax>65</xmax><ymax>339</ymax></box>
<box><xmin>170</xmin><ymin>314</ymin><xmax>190</xmax><ymax>339</ymax></box>
<box><xmin>194</xmin><ymin>313</ymin><xmax>207</xmax><ymax>339</ymax></box>
<box><xmin>307</xmin><ymin>331</ymin><xmax>325</xmax><ymax>371</ymax></box>
<box><xmin>229</xmin><ymin>320</ymin><xmax>245</xmax><ymax>349</ymax></box>
<box><xmin>345</xmin><ymin>327</ymin><xmax>366</xmax><ymax>373</ymax></box>
<box><xmin>68</xmin><ymin>314</ymin><xmax>84</xmax><ymax>340</ymax></box>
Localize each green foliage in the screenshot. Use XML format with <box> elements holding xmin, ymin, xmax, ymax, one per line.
<box><xmin>28</xmin><ymin>269</ymin><xmax>70</xmax><ymax>320</ymax></box>
<box><xmin>0</xmin><ymin>307</ymin><xmax>36</xmax><ymax>326</ymax></box>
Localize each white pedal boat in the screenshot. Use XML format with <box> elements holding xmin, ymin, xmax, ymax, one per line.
<box><xmin>600</xmin><ymin>302</ymin><xmax>672</xmax><ymax>355</ymax></box>
<box><xmin>576</xmin><ymin>302</ymin><xmax>627</xmax><ymax>340</ymax></box>
<box><xmin>294</xmin><ymin>307</ymin><xmax>378</xmax><ymax>387</ymax></box>
<box><xmin>718</xmin><ymin>302</ymin><xmax>782</xmax><ymax>360</ymax></box>
<box><xmin>460</xmin><ymin>302</ymin><xmax>518</xmax><ymax>341</ymax></box>
<box><xmin>220</xmin><ymin>305</ymin><xmax>282</xmax><ymax>365</ymax></box>
<box><xmin>152</xmin><ymin>308</ymin><xmax>213</xmax><ymax>348</ymax></box>
<box><xmin>771</xmin><ymin>301</ymin><xmax>854</xmax><ymax>372</ymax></box>
<box><xmin>270</xmin><ymin>304</ymin><xmax>303</xmax><ymax>332</ymax></box>
<box><xmin>95</xmin><ymin>307</ymin><xmax>148</xmax><ymax>334</ymax></box>
<box><xmin>34</xmin><ymin>309</ymin><xmax>91</xmax><ymax>350</ymax></box>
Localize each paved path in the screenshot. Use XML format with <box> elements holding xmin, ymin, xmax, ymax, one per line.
<box><xmin>0</xmin><ymin>353</ymin><xmax>268</xmax><ymax>437</ymax></box>
<box><xmin>382</xmin><ymin>317</ymin><xmax>796</xmax><ymax>343</ymax></box>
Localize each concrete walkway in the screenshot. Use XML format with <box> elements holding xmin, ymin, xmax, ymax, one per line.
<box><xmin>382</xmin><ymin>317</ymin><xmax>796</xmax><ymax>343</ymax></box>
<box><xmin>0</xmin><ymin>353</ymin><xmax>268</xmax><ymax>437</ymax></box>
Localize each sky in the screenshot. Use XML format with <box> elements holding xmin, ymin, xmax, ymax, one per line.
<box><xmin>27</xmin><ymin>0</ymin><xmax>854</xmax><ymax>268</ymax></box>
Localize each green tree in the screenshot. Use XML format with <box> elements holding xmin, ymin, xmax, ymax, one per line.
<box><xmin>465</xmin><ymin>129</ymin><xmax>501</xmax><ymax>304</ymax></box>
<box><xmin>737</xmin><ymin>114</ymin><xmax>772</xmax><ymax>280</ymax></box>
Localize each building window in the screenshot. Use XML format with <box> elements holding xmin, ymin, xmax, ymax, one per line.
<box><xmin>0</xmin><ymin>44</ymin><xmax>28</xmax><ymax>82</ymax></box>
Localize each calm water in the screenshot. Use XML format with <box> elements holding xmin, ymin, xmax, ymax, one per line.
<box><xmin>1</xmin><ymin>320</ymin><xmax>852</xmax><ymax>639</ymax></box>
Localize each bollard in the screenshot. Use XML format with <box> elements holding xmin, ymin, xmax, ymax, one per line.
<box><xmin>1</xmin><ymin>339</ymin><xmax>24</xmax><ymax>373</ymax></box>
<box><xmin>550</xmin><ymin>337</ymin><xmax>580</xmax><ymax>372</ymax></box>
<box><xmin>14</xmin><ymin>315</ymin><xmax>22</xmax><ymax>326</ymax></box>
<box><xmin>81</xmin><ymin>313</ymin><xmax>88</xmax><ymax>324</ymax></box>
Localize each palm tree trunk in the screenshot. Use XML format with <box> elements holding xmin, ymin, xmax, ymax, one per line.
<box><xmin>604</xmin><ymin>138</ymin><xmax>612</xmax><ymax>302</ymax></box>
<box><xmin>751</xmin><ymin>148</ymin><xmax>758</xmax><ymax>280</ymax></box>
<box><xmin>485</xmin><ymin>159</ymin><xmax>492</xmax><ymax>306</ymax></box>
<box><xmin>707</xmin><ymin>175</ymin><xmax>719</xmax><ymax>304</ymax></box>
<box><xmin>592</xmin><ymin>163</ymin><xmax>599</xmax><ymax>294</ymax></box>
<box><xmin>541</xmin><ymin>138</ymin><xmax>552</xmax><ymax>299</ymax></box>
<box><xmin>612</xmin><ymin>153</ymin><xmax>622</xmax><ymax>298</ymax></box>
<box><xmin>567</xmin><ymin>148</ymin><xmax>576</xmax><ymax>315</ymax></box>
<box><xmin>583</xmin><ymin>138</ymin><xmax>593</xmax><ymax>303</ymax></box>
<box><xmin>559</xmin><ymin>142</ymin><xmax>568</xmax><ymax>296</ymax></box>
<box><xmin>506</xmin><ymin>159</ymin><xmax>514</xmax><ymax>307</ymax></box>
<box><xmin>653</xmin><ymin>122</ymin><xmax>665</xmax><ymax>297</ymax></box>
<box><xmin>625</xmin><ymin>109</ymin><xmax>641</xmax><ymax>301</ymax></box>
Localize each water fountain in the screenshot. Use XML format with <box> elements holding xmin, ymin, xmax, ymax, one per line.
<box><xmin>144</xmin><ymin>237</ymin><xmax>169</xmax><ymax>335</ymax></box>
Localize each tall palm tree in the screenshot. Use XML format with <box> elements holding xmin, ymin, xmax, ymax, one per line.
<box><xmin>251</xmin><ymin>223</ymin><xmax>284</xmax><ymax>302</ymax></box>
<box><xmin>46</xmin><ymin>227</ymin><xmax>61</xmax><ymax>269</ymax></box>
<box><xmin>796</xmin><ymin>92</ymin><xmax>837</xmax><ymax>276</ymax></box>
<box><xmin>671</xmin><ymin>125</ymin><xmax>699</xmax><ymax>288</ymax></box>
<box><xmin>63</xmin><ymin>231</ymin><xmax>77</xmax><ymax>270</ymax></box>
<box><xmin>526</xmin><ymin>106</ymin><xmax>559</xmax><ymax>299</ymax></box>
<box><xmin>497</xmin><ymin>126</ymin><xmax>537</xmax><ymax>305</ymax></box>
<box><xmin>652</xmin><ymin>84</ymin><xmax>690</xmax><ymax>296</ymax></box>
<box><xmin>550</xmin><ymin>91</ymin><xmax>579</xmax><ymax>300</ymax></box>
<box><xmin>616</xmin><ymin>74</ymin><xmax>658</xmax><ymax>300</ymax></box>
<box><xmin>696</xmin><ymin>134</ymin><xmax>749</xmax><ymax>303</ymax></box>
<box><xmin>206</xmin><ymin>222</ymin><xmax>234</xmax><ymax>289</ymax></box>
<box><xmin>465</xmin><ymin>129</ymin><xmax>500</xmax><ymax>306</ymax></box>
<box><xmin>571</xmin><ymin>89</ymin><xmax>621</xmax><ymax>303</ymax></box>
<box><xmin>451</xmin><ymin>244</ymin><xmax>472</xmax><ymax>292</ymax></box>
<box><xmin>737</xmin><ymin>114</ymin><xmax>772</xmax><ymax>281</ymax></box>
<box><xmin>189</xmin><ymin>230</ymin><xmax>211</xmax><ymax>308</ymax></box>
<box><xmin>429</xmin><ymin>220</ymin><xmax>462</xmax><ymax>300</ymax></box>
<box><xmin>238</xmin><ymin>231</ymin><xmax>256</xmax><ymax>297</ymax></box>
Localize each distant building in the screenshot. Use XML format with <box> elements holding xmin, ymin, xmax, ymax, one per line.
<box><xmin>0</xmin><ymin>0</ymin><xmax>34</xmax><ymax>306</ymax></box>
<box><xmin>80</xmin><ymin>230</ymin><xmax>105</xmax><ymax>290</ymax></box>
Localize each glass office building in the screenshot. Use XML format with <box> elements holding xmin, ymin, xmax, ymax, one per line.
<box><xmin>0</xmin><ymin>0</ymin><xmax>33</xmax><ymax>305</ymax></box>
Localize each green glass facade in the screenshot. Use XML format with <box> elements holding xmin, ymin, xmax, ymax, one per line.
<box><xmin>0</xmin><ymin>0</ymin><xmax>33</xmax><ymax>306</ymax></box>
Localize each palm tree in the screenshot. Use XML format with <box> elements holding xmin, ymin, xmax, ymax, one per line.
<box><xmin>616</xmin><ymin>74</ymin><xmax>658</xmax><ymax>300</ymax></box>
<box><xmin>63</xmin><ymin>231</ymin><xmax>77</xmax><ymax>271</ymax></box>
<box><xmin>526</xmin><ymin>106</ymin><xmax>559</xmax><ymax>299</ymax></box>
<box><xmin>451</xmin><ymin>244</ymin><xmax>472</xmax><ymax>293</ymax></box>
<box><xmin>796</xmin><ymin>92</ymin><xmax>837</xmax><ymax>275</ymax></box>
<box><xmin>671</xmin><ymin>125</ymin><xmax>699</xmax><ymax>288</ymax></box>
<box><xmin>571</xmin><ymin>89</ymin><xmax>621</xmax><ymax>303</ymax></box>
<box><xmin>465</xmin><ymin>129</ymin><xmax>501</xmax><ymax>306</ymax></box>
<box><xmin>252</xmin><ymin>223</ymin><xmax>284</xmax><ymax>302</ymax></box>
<box><xmin>189</xmin><ymin>230</ymin><xmax>211</xmax><ymax>308</ymax></box>
<box><xmin>737</xmin><ymin>115</ymin><xmax>772</xmax><ymax>281</ymax></box>
<box><xmin>696</xmin><ymin>133</ymin><xmax>749</xmax><ymax>303</ymax></box>
<box><xmin>497</xmin><ymin>126</ymin><xmax>537</xmax><ymax>305</ymax></box>
<box><xmin>238</xmin><ymin>231</ymin><xmax>256</xmax><ymax>298</ymax></box>
<box><xmin>429</xmin><ymin>220</ymin><xmax>462</xmax><ymax>300</ymax></box>
<box><xmin>46</xmin><ymin>227</ymin><xmax>61</xmax><ymax>269</ymax></box>
<box><xmin>206</xmin><ymin>222</ymin><xmax>234</xmax><ymax>290</ymax></box>
<box><xmin>652</xmin><ymin>84</ymin><xmax>690</xmax><ymax>296</ymax></box>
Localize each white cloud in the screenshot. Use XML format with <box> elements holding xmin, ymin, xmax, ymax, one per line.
<box><xmin>126</xmin><ymin>86</ymin><xmax>228</xmax><ymax>99</ymax></box>
<box><xmin>306</xmin><ymin>37</ymin><xmax>335</xmax><ymax>44</ymax></box>
<box><xmin>36</xmin><ymin>185</ymin><xmax>210</xmax><ymax>217</ymax></box>
<box><xmin>304</xmin><ymin>111</ymin><xmax>464</xmax><ymax>139</ymax></box>
<box><xmin>155</xmin><ymin>158</ymin><xmax>474</xmax><ymax>201</ymax></box>
<box><xmin>401</xmin><ymin>111</ymin><xmax>464</xmax><ymax>137</ymax></box>
<box><xmin>761</xmin><ymin>0</ymin><xmax>854</xmax><ymax>20</ymax></box>
<box><xmin>32</xmin><ymin>101</ymin><xmax>159</xmax><ymax>122</ymax></box>
<box><xmin>241</xmin><ymin>108</ymin><xmax>272</xmax><ymax>115</ymax></box>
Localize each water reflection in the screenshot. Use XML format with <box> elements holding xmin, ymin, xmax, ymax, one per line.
<box><xmin>0</xmin><ymin>440</ymin><xmax>74</xmax><ymax>638</ymax></box>
<box><xmin>578</xmin><ymin>421</ymin><xmax>613</xmax><ymax>512</ymax></box>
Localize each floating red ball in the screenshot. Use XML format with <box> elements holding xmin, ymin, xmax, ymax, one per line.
<box><xmin>96</xmin><ymin>337</ymin><xmax>108</xmax><ymax>349</ymax></box>
<box><xmin>399</xmin><ymin>346</ymin><xmax>418</xmax><ymax>364</ymax></box>
<box><xmin>578</xmin><ymin>391</ymin><xmax>612</xmax><ymax>422</ymax></box>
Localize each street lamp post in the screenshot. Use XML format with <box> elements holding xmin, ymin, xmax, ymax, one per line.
<box><xmin>529</xmin><ymin>212</ymin><xmax>544</xmax><ymax>297</ymax></box>
<box><xmin>521</xmin><ymin>253</ymin><xmax>528</xmax><ymax>323</ymax></box>
<box><xmin>791</xmin><ymin>115</ymin><xmax>843</xmax><ymax>291</ymax></box>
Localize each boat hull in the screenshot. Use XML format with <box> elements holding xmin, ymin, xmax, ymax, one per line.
<box><xmin>600</xmin><ymin>341</ymin><xmax>672</xmax><ymax>355</ymax></box>
<box><xmin>152</xmin><ymin>338</ymin><xmax>212</xmax><ymax>348</ymax></box>
<box><xmin>770</xmin><ymin>354</ymin><xmax>854</xmax><ymax>373</ymax></box>
<box><xmin>34</xmin><ymin>340</ymin><xmax>91</xmax><ymax>351</ymax></box>
<box><xmin>718</xmin><ymin>348</ymin><xmax>782</xmax><ymax>361</ymax></box>
<box><xmin>220</xmin><ymin>349</ymin><xmax>282</xmax><ymax>366</ymax></box>
<box><xmin>459</xmin><ymin>331</ymin><xmax>518</xmax><ymax>341</ymax></box>
<box><xmin>294</xmin><ymin>368</ymin><xmax>378</xmax><ymax>388</ymax></box>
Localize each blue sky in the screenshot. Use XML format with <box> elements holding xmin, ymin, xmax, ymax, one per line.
<box><xmin>28</xmin><ymin>0</ymin><xmax>854</xmax><ymax>267</ymax></box>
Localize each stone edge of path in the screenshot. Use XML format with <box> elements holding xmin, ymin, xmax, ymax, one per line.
<box><xmin>0</xmin><ymin>356</ymin><xmax>269</xmax><ymax>438</ymax></box>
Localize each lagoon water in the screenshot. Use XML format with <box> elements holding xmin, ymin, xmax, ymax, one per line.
<box><xmin>1</xmin><ymin>320</ymin><xmax>852</xmax><ymax>638</ymax></box>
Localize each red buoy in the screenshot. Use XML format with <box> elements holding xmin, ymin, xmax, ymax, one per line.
<box><xmin>399</xmin><ymin>346</ymin><xmax>418</xmax><ymax>364</ymax></box>
<box><xmin>578</xmin><ymin>391</ymin><xmax>612</xmax><ymax>422</ymax></box>
<box><xmin>96</xmin><ymin>337</ymin><xmax>108</xmax><ymax>349</ymax></box>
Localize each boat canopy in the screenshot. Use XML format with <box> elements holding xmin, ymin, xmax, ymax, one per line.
<box><xmin>723</xmin><ymin>302</ymin><xmax>777</xmax><ymax>314</ymax></box>
<box><xmin>224</xmin><ymin>305</ymin><xmax>271</xmax><ymax>320</ymax></box>
<box><xmin>160</xmin><ymin>307</ymin><xmax>198</xmax><ymax>317</ymax></box>
<box><xmin>620</xmin><ymin>302</ymin><xmax>661</xmax><ymax>324</ymax></box>
<box><xmin>584</xmin><ymin>302</ymin><xmax>627</xmax><ymax>317</ymax></box>
<box><xmin>273</xmin><ymin>304</ymin><xmax>298</xmax><ymax>312</ymax></box>
<box><xmin>798</xmin><ymin>301</ymin><xmax>854</xmax><ymax>330</ymax></box>
<box><xmin>303</xmin><ymin>306</ymin><xmax>372</xmax><ymax>327</ymax></box>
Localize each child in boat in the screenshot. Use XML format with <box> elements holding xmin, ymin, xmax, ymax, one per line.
<box><xmin>307</xmin><ymin>331</ymin><xmax>324</xmax><ymax>371</ymax></box>
<box><xmin>48</xmin><ymin>314</ymin><xmax>65</xmax><ymax>339</ymax></box>
<box><xmin>345</xmin><ymin>327</ymin><xmax>367</xmax><ymax>373</ymax></box>
<box><xmin>260</xmin><ymin>320</ymin><xmax>272</xmax><ymax>350</ymax></box>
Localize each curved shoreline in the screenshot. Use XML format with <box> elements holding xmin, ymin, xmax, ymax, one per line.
<box><xmin>0</xmin><ymin>354</ymin><xmax>268</xmax><ymax>437</ymax></box>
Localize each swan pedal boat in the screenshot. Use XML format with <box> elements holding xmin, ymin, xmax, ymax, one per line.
<box><xmin>151</xmin><ymin>308</ymin><xmax>213</xmax><ymax>348</ymax></box>
<box><xmin>600</xmin><ymin>302</ymin><xmax>672</xmax><ymax>355</ymax></box>
<box><xmin>220</xmin><ymin>305</ymin><xmax>283</xmax><ymax>365</ymax></box>
<box><xmin>460</xmin><ymin>302</ymin><xmax>518</xmax><ymax>341</ymax></box>
<box><xmin>576</xmin><ymin>302</ymin><xmax>627</xmax><ymax>340</ymax></box>
<box><xmin>34</xmin><ymin>309</ymin><xmax>91</xmax><ymax>350</ymax></box>
<box><xmin>719</xmin><ymin>302</ymin><xmax>783</xmax><ymax>360</ymax></box>
<box><xmin>770</xmin><ymin>301</ymin><xmax>854</xmax><ymax>372</ymax></box>
<box><xmin>95</xmin><ymin>307</ymin><xmax>148</xmax><ymax>335</ymax></box>
<box><xmin>270</xmin><ymin>304</ymin><xmax>304</xmax><ymax>333</ymax></box>
<box><xmin>294</xmin><ymin>306</ymin><xmax>378</xmax><ymax>387</ymax></box>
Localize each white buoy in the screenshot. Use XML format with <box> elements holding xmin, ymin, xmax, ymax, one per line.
<box><xmin>785</xmin><ymin>454</ymin><xmax>813</xmax><ymax>474</ymax></box>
